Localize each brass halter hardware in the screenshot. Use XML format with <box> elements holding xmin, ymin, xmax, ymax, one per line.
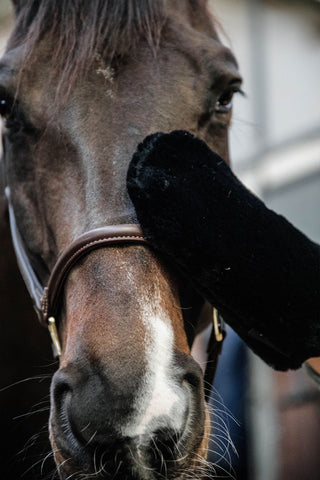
<box><xmin>48</xmin><ymin>317</ymin><xmax>62</xmax><ymax>357</ymax></box>
<box><xmin>48</xmin><ymin>309</ymin><xmax>225</xmax><ymax>362</ymax></box>
<box><xmin>213</xmin><ymin>307</ymin><xmax>224</xmax><ymax>343</ymax></box>
<box><xmin>38</xmin><ymin>225</ymin><xmax>148</xmax><ymax>358</ymax></box>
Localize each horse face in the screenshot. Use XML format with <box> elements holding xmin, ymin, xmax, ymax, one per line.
<box><xmin>1</xmin><ymin>1</ymin><xmax>241</xmax><ymax>478</ymax></box>
<box><xmin>50</xmin><ymin>247</ymin><xmax>210</xmax><ymax>479</ymax></box>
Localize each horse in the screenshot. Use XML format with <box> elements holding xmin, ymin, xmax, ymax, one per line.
<box><xmin>0</xmin><ymin>1</ymin><xmax>242</xmax><ymax>478</ymax></box>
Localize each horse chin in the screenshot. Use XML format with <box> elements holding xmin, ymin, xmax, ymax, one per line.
<box><xmin>50</xmin><ymin>444</ymin><xmax>211</xmax><ymax>480</ymax></box>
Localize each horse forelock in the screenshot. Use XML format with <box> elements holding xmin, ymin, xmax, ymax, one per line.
<box><xmin>9</xmin><ymin>0</ymin><xmax>166</xmax><ymax>98</ymax></box>
<box><xmin>8</xmin><ymin>1</ymin><xmax>214</xmax><ymax>100</ymax></box>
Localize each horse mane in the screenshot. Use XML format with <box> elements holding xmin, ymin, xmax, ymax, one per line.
<box><xmin>9</xmin><ymin>0</ymin><xmax>166</xmax><ymax>96</ymax></box>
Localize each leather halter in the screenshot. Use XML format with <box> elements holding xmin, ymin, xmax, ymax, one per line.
<box><xmin>40</xmin><ymin>225</ymin><xmax>148</xmax><ymax>326</ymax></box>
<box><xmin>5</xmin><ymin>187</ymin><xmax>148</xmax><ymax>352</ymax></box>
<box><xmin>5</xmin><ymin>186</ymin><xmax>224</xmax><ymax>391</ymax></box>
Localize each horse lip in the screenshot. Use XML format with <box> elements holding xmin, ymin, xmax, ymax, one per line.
<box><xmin>52</xmin><ymin>438</ymin><xmax>92</xmax><ymax>479</ymax></box>
<box><xmin>50</xmin><ymin>408</ymin><xmax>92</xmax><ymax>473</ymax></box>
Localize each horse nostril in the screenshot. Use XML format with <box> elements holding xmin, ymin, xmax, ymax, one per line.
<box><xmin>51</xmin><ymin>370</ymin><xmax>77</xmax><ymax>445</ymax></box>
<box><xmin>183</xmin><ymin>360</ymin><xmax>203</xmax><ymax>390</ymax></box>
<box><xmin>52</xmin><ymin>370</ymin><xmax>73</xmax><ymax>408</ymax></box>
<box><xmin>51</xmin><ymin>368</ymin><xmax>126</xmax><ymax>450</ymax></box>
<box><xmin>151</xmin><ymin>429</ymin><xmax>182</xmax><ymax>463</ymax></box>
<box><xmin>184</xmin><ymin>370</ymin><xmax>201</xmax><ymax>390</ymax></box>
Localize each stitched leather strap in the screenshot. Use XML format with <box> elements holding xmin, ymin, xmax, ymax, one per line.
<box><xmin>5</xmin><ymin>187</ymin><xmax>147</xmax><ymax>326</ymax></box>
<box><xmin>40</xmin><ymin>225</ymin><xmax>147</xmax><ymax>326</ymax></box>
<box><xmin>6</xmin><ymin>187</ymin><xmax>45</xmax><ymax>314</ymax></box>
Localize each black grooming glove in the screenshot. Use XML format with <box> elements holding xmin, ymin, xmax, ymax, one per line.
<box><xmin>127</xmin><ymin>130</ymin><xmax>320</xmax><ymax>371</ymax></box>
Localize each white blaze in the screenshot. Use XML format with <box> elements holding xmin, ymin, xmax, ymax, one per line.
<box><xmin>124</xmin><ymin>288</ymin><xmax>188</xmax><ymax>438</ymax></box>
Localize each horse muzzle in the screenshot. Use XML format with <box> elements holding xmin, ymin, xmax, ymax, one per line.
<box><xmin>49</xmin><ymin>353</ymin><xmax>207</xmax><ymax>480</ymax></box>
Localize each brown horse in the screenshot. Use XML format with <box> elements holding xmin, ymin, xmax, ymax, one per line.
<box><xmin>0</xmin><ymin>1</ymin><xmax>241</xmax><ymax>478</ymax></box>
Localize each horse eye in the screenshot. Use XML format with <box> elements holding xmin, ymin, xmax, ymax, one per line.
<box><xmin>215</xmin><ymin>86</ymin><xmax>242</xmax><ymax>114</ymax></box>
<box><xmin>0</xmin><ymin>93</ymin><xmax>14</xmax><ymax>118</ymax></box>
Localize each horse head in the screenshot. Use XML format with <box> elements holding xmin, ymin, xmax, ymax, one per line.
<box><xmin>1</xmin><ymin>1</ymin><xmax>241</xmax><ymax>478</ymax></box>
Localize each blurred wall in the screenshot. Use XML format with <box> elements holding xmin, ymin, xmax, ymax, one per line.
<box><xmin>210</xmin><ymin>0</ymin><xmax>320</xmax><ymax>238</ymax></box>
<box><xmin>0</xmin><ymin>0</ymin><xmax>13</xmax><ymax>46</ymax></box>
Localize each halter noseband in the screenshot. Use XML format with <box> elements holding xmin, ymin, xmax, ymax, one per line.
<box><xmin>5</xmin><ymin>186</ymin><xmax>224</xmax><ymax>390</ymax></box>
<box><xmin>41</xmin><ymin>224</ymin><xmax>148</xmax><ymax>356</ymax></box>
<box><xmin>5</xmin><ymin>187</ymin><xmax>148</xmax><ymax>353</ymax></box>
<box><xmin>40</xmin><ymin>224</ymin><xmax>148</xmax><ymax>325</ymax></box>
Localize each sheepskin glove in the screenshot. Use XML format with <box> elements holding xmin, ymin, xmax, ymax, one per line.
<box><xmin>127</xmin><ymin>130</ymin><xmax>320</xmax><ymax>371</ymax></box>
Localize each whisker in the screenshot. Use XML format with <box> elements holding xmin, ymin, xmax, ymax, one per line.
<box><xmin>41</xmin><ymin>450</ymin><xmax>55</xmax><ymax>475</ymax></box>
<box><xmin>13</xmin><ymin>406</ymin><xmax>50</xmax><ymax>420</ymax></box>
<box><xmin>0</xmin><ymin>374</ymin><xmax>52</xmax><ymax>393</ymax></box>
<box><xmin>84</xmin><ymin>430</ymin><xmax>97</xmax><ymax>448</ymax></box>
